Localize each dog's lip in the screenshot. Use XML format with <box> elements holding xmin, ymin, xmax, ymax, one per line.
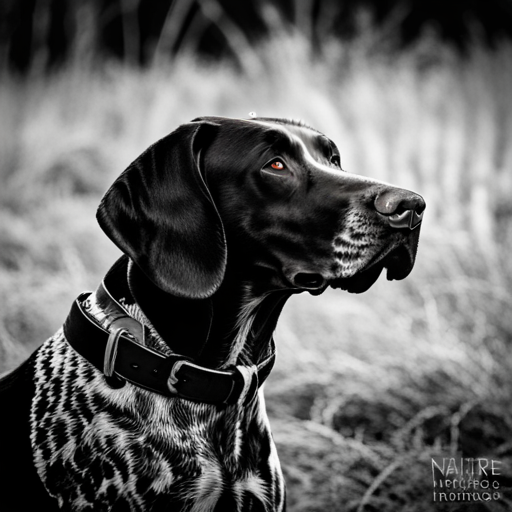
<box><xmin>329</xmin><ymin>260</ymin><xmax>385</xmax><ymax>294</ymax></box>
<box><xmin>329</xmin><ymin>243</ymin><xmax>414</xmax><ymax>294</ymax></box>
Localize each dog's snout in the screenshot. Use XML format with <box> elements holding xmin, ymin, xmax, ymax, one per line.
<box><xmin>374</xmin><ymin>188</ymin><xmax>425</xmax><ymax>230</ymax></box>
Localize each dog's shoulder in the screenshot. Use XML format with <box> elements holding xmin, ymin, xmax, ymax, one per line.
<box><xmin>0</xmin><ymin>350</ymin><xmax>60</xmax><ymax>510</ymax></box>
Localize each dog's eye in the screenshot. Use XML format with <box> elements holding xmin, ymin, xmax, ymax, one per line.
<box><xmin>270</xmin><ymin>161</ymin><xmax>285</xmax><ymax>171</ymax></box>
<box><xmin>261</xmin><ymin>158</ymin><xmax>290</xmax><ymax>179</ymax></box>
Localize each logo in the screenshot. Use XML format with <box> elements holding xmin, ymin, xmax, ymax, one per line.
<box><xmin>431</xmin><ymin>454</ymin><xmax>502</xmax><ymax>503</ymax></box>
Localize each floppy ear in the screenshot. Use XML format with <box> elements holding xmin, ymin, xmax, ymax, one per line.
<box><xmin>96</xmin><ymin>121</ymin><xmax>226</xmax><ymax>299</ymax></box>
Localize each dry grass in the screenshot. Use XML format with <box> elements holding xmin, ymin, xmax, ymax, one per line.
<box><xmin>1</xmin><ymin>31</ymin><xmax>512</xmax><ymax>511</ymax></box>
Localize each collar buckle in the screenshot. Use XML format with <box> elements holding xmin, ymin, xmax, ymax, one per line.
<box><xmin>166</xmin><ymin>360</ymin><xmax>237</xmax><ymax>404</ymax></box>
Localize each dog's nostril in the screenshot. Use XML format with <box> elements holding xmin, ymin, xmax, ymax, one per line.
<box><xmin>293</xmin><ymin>273</ymin><xmax>326</xmax><ymax>289</ymax></box>
<box><xmin>388</xmin><ymin>209</ymin><xmax>423</xmax><ymax>230</ymax></box>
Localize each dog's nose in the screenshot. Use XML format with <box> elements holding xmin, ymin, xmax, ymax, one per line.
<box><xmin>374</xmin><ymin>188</ymin><xmax>425</xmax><ymax>230</ymax></box>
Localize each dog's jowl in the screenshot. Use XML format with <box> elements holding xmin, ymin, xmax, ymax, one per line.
<box><xmin>0</xmin><ymin>116</ymin><xmax>425</xmax><ymax>511</ymax></box>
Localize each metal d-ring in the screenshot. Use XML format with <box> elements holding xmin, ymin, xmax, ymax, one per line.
<box><xmin>103</xmin><ymin>326</ymin><xmax>127</xmax><ymax>388</ymax></box>
<box><xmin>104</xmin><ymin>327</ymin><xmax>123</xmax><ymax>377</ymax></box>
<box><xmin>167</xmin><ymin>360</ymin><xmax>187</xmax><ymax>395</ymax></box>
<box><xmin>388</xmin><ymin>209</ymin><xmax>424</xmax><ymax>230</ymax></box>
<box><xmin>103</xmin><ymin>316</ymin><xmax>144</xmax><ymax>389</ymax></box>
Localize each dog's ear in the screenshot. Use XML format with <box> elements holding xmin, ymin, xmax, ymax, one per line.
<box><xmin>96</xmin><ymin>121</ymin><xmax>226</xmax><ymax>299</ymax></box>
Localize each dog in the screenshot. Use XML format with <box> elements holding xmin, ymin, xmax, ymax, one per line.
<box><xmin>0</xmin><ymin>116</ymin><xmax>425</xmax><ymax>511</ymax></box>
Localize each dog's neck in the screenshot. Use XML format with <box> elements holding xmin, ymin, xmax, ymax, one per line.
<box><xmin>127</xmin><ymin>259</ymin><xmax>290</xmax><ymax>369</ymax></box>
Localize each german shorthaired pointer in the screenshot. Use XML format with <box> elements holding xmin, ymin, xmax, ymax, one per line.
<box><xmin>0</xmin><ymin>116</ymin><xmax>425</xmax><ymax>511</ymax></box>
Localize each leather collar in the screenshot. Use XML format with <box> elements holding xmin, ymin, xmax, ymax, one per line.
<box><xmin>63</xmin><ymin>264</ymin><xmax>275</xmax><ymax>406</ymax></box>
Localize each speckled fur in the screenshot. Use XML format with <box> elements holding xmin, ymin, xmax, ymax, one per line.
<box><xmin>331</xmin><ymin>208</ymin><xmax>384</xmax><ymax>278</ymax></box>
<box><xmin>29</xmin><ymin>291</ymin><xmax>285</xmax><ymax>512</ymax></box>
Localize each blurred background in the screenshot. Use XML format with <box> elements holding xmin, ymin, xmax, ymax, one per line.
<box><xmin>1</xmin><ymin>1</ymin><xmax>512</xmax><ymax>510</ymax></box>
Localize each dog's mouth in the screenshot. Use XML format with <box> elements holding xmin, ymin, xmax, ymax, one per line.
<box><xmin>273</xmin><ymin>229</ymin><xmax>420</xmax><ymax>295</ymax></box>
<box><xmin>282</xmin><ymin>243</ymin><xmax>418</xmax><ymax>295</ymax></box>
<box><xmin>329</xmin><ymin>242</ymin><xmax>418</xmax><ymax>294</ymax></box>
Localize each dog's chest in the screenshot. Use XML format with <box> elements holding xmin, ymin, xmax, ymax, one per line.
<box><xmin>29</xmin><ymin>304</ymin><xmax>284</xmax><ymax>511</ymax></box>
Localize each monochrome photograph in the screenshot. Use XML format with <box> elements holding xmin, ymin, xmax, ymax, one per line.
<box><xmin>0</xmin><ymin>1</ymin><xmax>511</xmax><ymax>510</ymax></box>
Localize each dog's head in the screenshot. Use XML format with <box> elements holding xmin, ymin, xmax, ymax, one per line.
<box><xmin>97</xmin><ymin>116</ymin><xmax>425</xmax><ymax>298</ymax></box>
